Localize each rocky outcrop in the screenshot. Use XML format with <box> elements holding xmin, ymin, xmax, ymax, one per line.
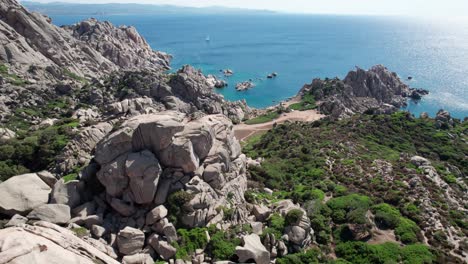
<box><xmin>93</xmin><ymin>111</ymin><xmax>248</xmax><ymax>227</ymax></box>
<box><xmin>0</xmin><ymin>127</ymin><xmax>15</xmax><ymax>140</ymax></box>
<box><xmin>0</xmin><ymin>0</ymin><xmax>169</xmax><ymax>83</ymax></box>
<box><xmin>299</xmin><ymin>65</ymin><xmax>429</xmax><ymax>119</ymax></box>
<box><xmin>236</xmin><ymin>234</ymin><xmax>270</xmax><ymax>264</ymax></box>
<box><xmin>0</xmin><ymin>221</ymin><xmax>120</xmax><ymax>264</ymax></box>
<box><xmin>0</xmin><ymin>173</ymin><xmax>51</xmax><ymax>216</ymax></box>
<box><xmin>236</xmin><ymin>81</ymin><xmax>255</xmax><ymax>91</ymax></box>
<box><xmin>63</xmin><ymin>18</ymin><xmax>171</xmax><ymax>72</ymax></box>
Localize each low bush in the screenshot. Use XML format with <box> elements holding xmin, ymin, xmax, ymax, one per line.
<box><xmin>207</xmin><ymin>230</ymin><xmax>240</xmax><ymax>261</ymax></box>
<box><xmin>285</xmin><ymin>209</ymin><xmax>304</xmax><ymax>226</ymax></box>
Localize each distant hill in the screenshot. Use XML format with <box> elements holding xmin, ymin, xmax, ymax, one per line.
<box><xmin>20</xmin><ymin>1</ymin><xmax>277</xmax><ymax>16</ymax></box>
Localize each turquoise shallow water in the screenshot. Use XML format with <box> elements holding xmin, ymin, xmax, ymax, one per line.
<box><xmin>51</xmin><ymin>14</ymin><xmax>468</xmax><ymax>118</ymax></box>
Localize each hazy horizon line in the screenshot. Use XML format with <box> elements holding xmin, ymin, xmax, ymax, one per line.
<box><xmin>20</xmin><ymin>0</ymin><xmax>468</xmax><ymax>19</ymax></box>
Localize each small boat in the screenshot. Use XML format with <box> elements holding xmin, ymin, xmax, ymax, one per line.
<box><xmin>205</xmin><ymin>35</ymin><xmax>210</xmax><ymax>42</ymax></box>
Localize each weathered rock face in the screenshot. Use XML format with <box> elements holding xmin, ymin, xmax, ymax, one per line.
<box><xmin>27</xmin><ymin>204</ymin><xmax>71</xmax><ymax>224</ymax></box>
<box><xmin>63</xmin><ymin>18</ymin><xmax>171</xmax><ymax>72</ymax></box>
<box><xmin>0</xmin><ymin>173</ymin><xmax>51</xmax><ymax>216</ymax></box>
<box><xmin>0</xmin><ymin>0</ymin><xmax>169</xmax><ymax>81</ymax></box>
<box><xmin>236</xmin><ymin>234</ymin><xmax>270</xmax><ymax>264</ymax></box>
<box><xmin>0</xmin><ymin>221</ymin><xmax>120</xmax><ymax>264</ymax></box>
<box><xmin>93</xmin><ymin>111</ymin><xmax>248</xmax><ymax>227</ymax></box>
<box><xmin>117</xmin><ymin>227</ymin><xmax>145</xmax><ymax>255</ymax></box>
<box><xmin>299</xmin><ymin>65</ymin><xmax>428</xmax><ymax>119</ymax></box>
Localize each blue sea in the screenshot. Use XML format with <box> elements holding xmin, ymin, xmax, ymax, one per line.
<box><xmin>51</xmin><ymin>14</ymin><xmax>468</xmax><ymax>118</ymax></box>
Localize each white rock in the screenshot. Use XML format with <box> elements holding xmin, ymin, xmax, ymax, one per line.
<box><xmin>0</xmin><ymin>221</ymin><xmax>120</xmax><ymax>264</ymax></box>
<box><xmin>117</xmin><ymin>227</ymin><xmax>145</xmax><ymax>255</ymax></box>
<box><xmin>146</xmin><ymin>205</ymin><xmax>168</xmax><ymax>225</ymax></box>
<box><xmin>27</xmin><ymin>204</ymin><xmax>71</xmax><ymax>224</ymax></box>
<box><xmin>0</xmin><ymin>173</ymin><xmax>51</xmax><ymax>216</ymax></box>
<box><xmin>122</xmin><ymin>253</ymin><xmax>154</xmax><ymax>264</ymax></box>
<box><xmin>235</xmin><ymin>234</ymin><xmax>270</xmax><ymax>264</ymax></box>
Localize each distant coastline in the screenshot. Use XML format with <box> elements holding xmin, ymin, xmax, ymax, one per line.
<box><xmin>21</xmin><ymin>1</ymin><xmax>277</xmax><ymax>16</ymax></box>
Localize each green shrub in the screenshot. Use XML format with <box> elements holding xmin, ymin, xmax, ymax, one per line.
<box><xmin>395</xmin><ymin>218</ymin><xmax>420</xmax><ymax>244</ymax></box>
<box><xmin>276</xmin><ymin>248</ymin><xmax>321</xmax><ymax>264</ymax></box>
<box><xmin>327</xmin><ymin>194</ymin><xmax>371</xmax><ymax>224</ymax></box>
<box><xmin>401</xmin><ymin>244</ymin><xmax>433</xmax><ymax>264</ymax></box>
<box><xmin>0</xmin><ymin>64</ymin><xmax>8</xmax><ymax>74</ymax></box>
<box><xmin>207</xmin><ymin>230</ymin><xmax>240</xmax><ymax>261</ymax></box>
<box><xmin>285</xmin><ymin>209</ymin><xmax>304</xmax><ymax>226</ymax></box>
<box><xmin>167</xmin><ymin>190</ymin><xmax>195</xmax><ymax>226</ymax></box>
<box><xmin>372</xmin><ymin>203</ymin><xmax>401</xmax><ymax>229</ymax></box>
<box><xmin>72</xmin><ymin>227</ymin><xmax>88</xmax><ymax>238</ymax></box>
<box><xmin>176</xmin><ymin>228</ymin><xmax>208</xmax><ymax>258</ymax></box>
<box><xmin>263</xmin><ymin>213</ymin><xmax>285</xmax><ymax>238</ymax></box>
<box><xmin>63</xmin><ymin>173</ymin><xmax>78</xmax><ymax>183</ymax></box>
<box><xmin>335</xmin><ymin>242</ymin><xmax>429</xmax><ymax>264</ymax></box>
<box><xmin>63</xmin><ymin>69</ymin><xmax>87</xmax><ymax>82</ymax></box>
<box><xmin>244</xmin><ymin>190</ymin><xmax>256</xmax><ymax>203</ymax></box>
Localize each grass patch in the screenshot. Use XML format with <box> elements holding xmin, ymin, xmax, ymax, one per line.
<box><xmin>72</xmin><ymin>227</ymin><xmax>88</xmax><ymax>238</ymax></box>
<box><xmin>245</xmin><ymin>111</ymin><xmax>280</xmax><ymax>125</ymax></box>
<box><xmin>289</xmin><ymin>93</ymin><xmax>316</xmax><ymax>111</ymax></box>
<box><xmin>63</xmin><ymin>69</ymin><xmax>87</xmax><ymax>82</ymax></box>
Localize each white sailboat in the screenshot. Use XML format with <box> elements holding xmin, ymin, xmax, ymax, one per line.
<box><xmin>205</xmin><ymin>35</ymin><xmax>210</xmax><ymax>42</ymax></box>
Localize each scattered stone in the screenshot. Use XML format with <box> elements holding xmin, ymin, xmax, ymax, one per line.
<box><xmin>5</xmin><ymin>214</ymin><xmax>28</xmax><ymax>227</ymax></box>
<box><xmin>252</xmin><ymin>204</ymin><xmax>271</xmax><ymax>222</ymax></box>
<box><xmin>410</xmin><ymin>156</ymin><xmax>431</xmax><ymax>167</ymax></box>
<box><xmin>92</xmin><ymin>225</ymin><xmax>106</xmax><ymax>238</ymax></box>
<box><xmin>251</xmin><ymin>222</ymin><xmax>263</xmax><ymax>235</ymax></box>
<box><xmin>146</xmin><ymin>205</ymin><xmax>168</xmax><ymax>225</ymax></box>
<box><xmin>122</xmin><ymin>253</ymin><xmax>154</xmax><ymax>264</ymax></box>
<box><xmin>163</xmin><ymin>223</ymin><xmax>178</xmax><ymax>243</ymax></box>
<box><xmin>236</xmin><ymin>81</ymin><xmax>255</xmax><ymax>91</ymax></box>
<box><xmin>27</xmin><ymin>204</ymin><xmax>71</xmax><ymax>224</ymax></box>
<box><xmin>148</xmin><ymin>234</ymin><xmax>177</xmax><ymax>260</ymax></box>
<box><xmin>117</xmin><ymin>227</ymin><xmax>145</xmax><ymax>255</ymax></box>
<box><xmin>223</xmin><ymin>69</ymin><xmax>234</xmax><ymax>76</ymax></box>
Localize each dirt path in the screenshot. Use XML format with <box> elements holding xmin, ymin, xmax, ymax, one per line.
<box><xmin>234</xmin><ymin>109</ymin><xmax>325</xmax><ymax>142</ymax></box>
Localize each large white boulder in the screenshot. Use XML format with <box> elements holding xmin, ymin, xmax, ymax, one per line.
<box><xmin>126</xmin><ymin>150</ymin><xmax>162</xmax><ymax>204</ymax></box>
<box><xmin>235</xmin><ymin>234</ymin><xmax>270</xmax><ymax>264</ymax></box>
<box><xmin>0</xmin><ymin>173</ymin><xmax>51</xmax><ymax>216</ymax></box>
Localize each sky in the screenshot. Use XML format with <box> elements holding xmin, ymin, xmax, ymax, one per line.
<box><xmin>24</xmin><ymin>0</ymin><xmax>468</xmax><ymax>17</ymax></box>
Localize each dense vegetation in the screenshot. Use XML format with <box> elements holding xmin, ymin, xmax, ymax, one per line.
<box><xmin>0</xmin><ymin>96</ymin><xmax>81</xmax><ymax>178</ymax></box>
<box><xmin>244</xmin><ymin>112</ymin><xmax>467</xmax><ymax>263</ymax></box>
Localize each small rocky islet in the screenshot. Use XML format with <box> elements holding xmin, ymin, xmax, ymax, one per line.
<box><xmin>0</xmin><ymin>1</ymin><xmax>466</xmax><ymax>264</ymax></box>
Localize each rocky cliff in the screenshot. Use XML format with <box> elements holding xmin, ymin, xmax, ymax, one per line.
<box><xmin>299</xmin><ymin>65</ymin><xmax>428</xmax><ymax>119</ymax></box>
<box><xmin>0</xmin><ymin>0</ymin><xmax>169</xmax><ymax>82</ymax></box>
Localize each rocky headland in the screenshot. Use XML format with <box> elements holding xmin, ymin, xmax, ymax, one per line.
<box><xmin>0</xmin><ymin>1</ymin><xmax>466</xmax><ymax>264</ymax></box>
<box><xmin>297</xmin><ymin>65</ymin><xmax>429</xmax><ymax>119</ymax></box>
